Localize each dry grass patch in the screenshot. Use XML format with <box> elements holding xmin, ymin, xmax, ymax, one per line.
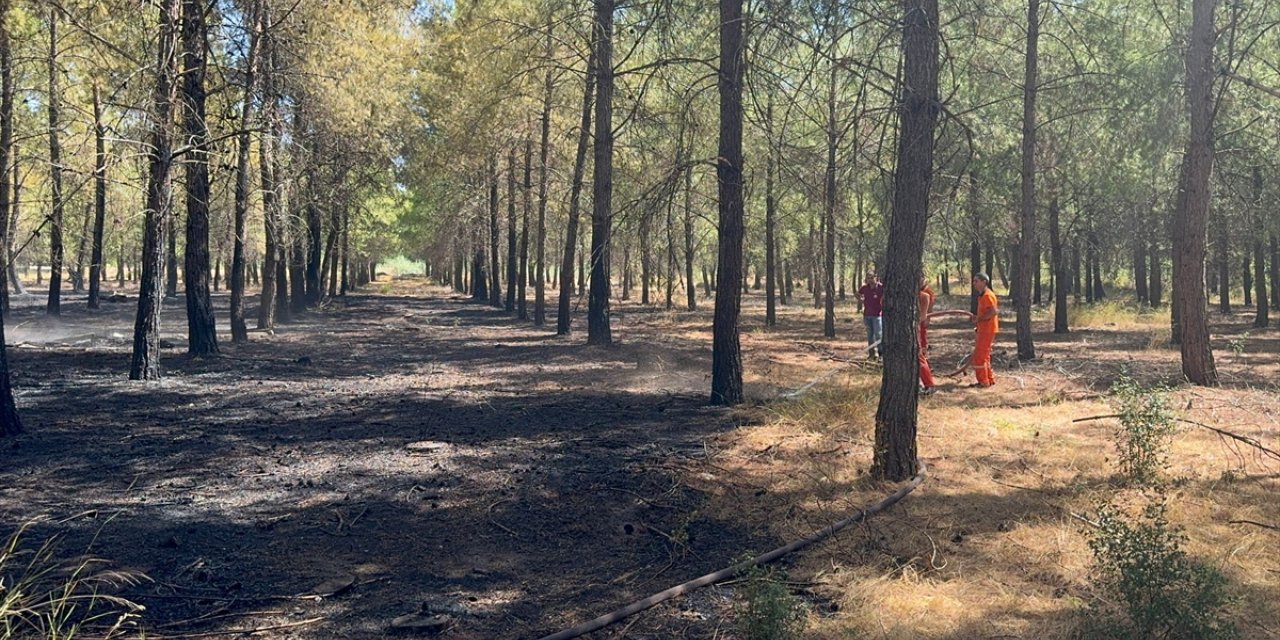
<box><xmin>692</xmin><ymin>358</ymin><xmax>1279</xmax><ymax>639</ymax></box>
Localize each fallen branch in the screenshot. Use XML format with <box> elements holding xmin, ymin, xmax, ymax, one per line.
<box><xmin>535</xmin><ymin>463</ymin><xmax>927</xmax><ymax>640</ymax></box>
<box><xmin>1229</xmin><ymin>519</ymin><xmax>1280</xmax><ymax>531</ymax></box>
<box><xmin>1073</xmin><ymin>415</ymin><xmax>1280</xmax><ymax>463</ymax></box>
<box><xmin>146</xmin><ymin>616</ymin><xmax>325</xmax><ymax>639</ymax></box>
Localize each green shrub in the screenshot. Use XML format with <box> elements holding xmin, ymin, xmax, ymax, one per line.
<box><xmin>1087</xmin><ymin>503</ymin><xmax>1238</xmax><ymax>640</ymax></box>
<box><xmin>1</xmin><ymin>522</ymin><xmax>147</xmax><ymax>639</ymax></box>
<box><xmin>736</xmin><ymin>564</ymin><xmax>807</xmax><ymax>640</ymax></box>
<box><xmin>1109</xmin><ymin>374</ymin><xmax>1176</xmax><ymax>486</ymax></box>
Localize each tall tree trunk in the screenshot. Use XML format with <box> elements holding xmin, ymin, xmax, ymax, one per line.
<box><xmin>711</xmin><ymin>0</ymin><xmax>745</xmax><ymax>405</ymax></box>
<box><xmin>1033</xmin><ymin>244</ymin><xmax>1042</xmax><ymax>304</ymax></box>
<box><xmin>519</xmin><ymin>137</ymin><xmax>531</xmax><ymax>320</ymax></box>
<box><xmin>1089</xmin><ymin>230</ymin><xmax>1105</xmax><ymax>300</ymax></box>
<box><xmin>1252</xmin><ymin>167</ymin><xmax>1268</xmax><ymax>327</ymax></box>
<box><xmin>873</xmin><ymin>0</ymin><xmax>939</xmax><ymax>482</ymax></box>
<box><xmin>1270</xmin><ymin>232</ymin><xmax>1279</xmax><ymax>309</ymax></box>
<box><xmin>1242</xmin><ymin>255</ymin><xmax>1252</xmax><ymax>307</ymax></box>
<box><xmin>534</xmin><ymin>25</ymin><xmax>553</xmax><ymax>326</ymax></box>
<box><xmin>1134</xmin><ymin>204</ymin><xmax>1148</xmax><ymax>304</ymax></box>
<box><xmin>256</xmin><ymin>7</ymin><xmax>281</xmax><ymax>330</ymax></box>
<box><xmin>1172</xmin><ymin>0</ymin><xmax>1218</xmax><ymax>385</ymax></box>
<box><xmin>303</xmin><ymin>173</ymin><xmax>322</xmax><ymax>309</ymax></box>
<box><xmin>46</xmin><ymin>8</ymin><xmax>64</xmax><ymax>316</ymax></box>
<box><xmin>506</xmin><ymin>148</ymin><xmax>517</xmax><ymax>312</ymax></box>
<box><xmin>1255</xmin><ymin>240</ymin><xmax>1269</xmax><ymax>328</ymax></box>
<box><xmin>182</xmin><ymin>0</ymin><xmax>217</xmax><ymax>355</ymax></box>
<box><xmin>587</xmin><ymin>0</ymin><xmax>614</xmax><ymax>345</ymax></box>
<box><xmin>640</xmin><ymin>209</ymin><xmax>651</xmax><ymax>305</ymax></box>
<box><xmin>557</xmin><ymin>51</ymin><xmax>596</xmax><ymax>334</ymax></box>
<box><xmin>489</xmin><ymin>154</ymin><xmax>502</xmax><ymax>307</ymax></box>
<box><xmin>969</xmin><ymin>241</ymin><xmax>980</xmax><ymax>314</ymax></box>
<box><xmin>0</xmin><ymin>0</ymin><xmax>18</xmax><ymax>435</ymax></box>
<box><xmin>166</xmin><ymin>208</ymin><xmax>178</xmax><ymax>297</ymax></box>
<box><xmin>323</xmin><ymin>205</ymin><xmax>338</xmax><ymax>297</ymax></box>
<box><xmin>1071</xmin><ymin>236</ymin><xmax>1082</xmax><ymax>300</ymax></box>
<box><xmin>1014</xmin><ymin>0</ymin><xmax>1039</xmax><ymax>360</ymax></box>
<box><xmin>131</xmin><ymin>0</ymin><xmax>180</xmax><ymax>380</ymax></box>
<box><xmin>0</xmin><ymin>9</ymin><xmax>14</xmax><ymax>315</ymax></box>
<box><xmin>229</xmin><ymin>0</ymin><xmax>260</xmax><ymax>341</ymax></box>
<box><xmin>4</xmin><ymin>150</ymin><xmax>16</xmax><ymax>299</ymax></box>
<box><xmin>684</xmin><ymin>166</ymin><xmax>697</xmax><ymax>311</ymax></box>
<box><xmin>1215</xmin><ymin>207</ymin><xmax>1229</xmax><ymax>313</ymax></box>
<box><xmin>621</xmin><ymin>241</ymin><xmax>631</xmax><ymax>299</ymax></box>
<box><xmin>765</xmin><ymin>109</ymin><xmax>777</xmax><ymax>327</ymax></box>
<box><xmin>822</xmin><ymin>64</ymin><xmax>837</xmax><ymax>339</ymax></box>
<box><xmin>289</xmin><ymin>218</ymin><xmax>306</xmax><ymax>315</ymax></box>
<box><xmin>665</xmin><ymin>183</ymin><xmax>676</xmax><ymax>310</ymax></box>
<box><xmin>1050</xmin><ymin>196</ymin><xmax>1067</xmax><ymax>333</ymax></box>
<box><xmin>778</xmin><ymin>261</ymin><xmax>788</xmax><ymax>308</ymax></box>
<box><xmin>340</xmin><ymin>204</ymin><xmax>350</xmax><ymax>294</ymax></box>
<box><xmin>471</xmin><ymin>231</ymin><xmax>488</xmax><ymax>302</ymax></box>
<box><xmin>1150</xmin><ymin>235</ymin><xmax>1162</xmax><ymax>306</ymax></box>
<box><xmin>88</xmin><ymin>86</ymin><xmax>107</xmax><ymax>309</ymax></box>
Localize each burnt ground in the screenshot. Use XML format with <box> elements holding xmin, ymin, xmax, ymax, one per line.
<box><xmin>0</xmin><ymin>281</ymin><xmax>771</xmax><ymax>640</ymax></box>
<box><xmin>2</xmin><ymin>279</ymin><xmax>1278</xmax><ymax>640</ymax></box>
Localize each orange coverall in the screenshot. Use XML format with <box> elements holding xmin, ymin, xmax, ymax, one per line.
<box><xmin>918</xmin><ymin>288</ymin><xmax>935</xmax><ymax>389</ymax></box>
<box><xmin>974</xmin><ymin>289</ymin><xmax>999</xmax><ymax>386</ymax></box>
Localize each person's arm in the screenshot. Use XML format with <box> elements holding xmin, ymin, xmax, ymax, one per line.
<box><xmin>918</xmin><ymin>291</ymin><xmax>931</xmax><ymax>325</ymax></box>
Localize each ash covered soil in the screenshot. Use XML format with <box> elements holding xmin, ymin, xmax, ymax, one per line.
<box><xmin>0</xmin><ymin>281</ymin><xmax>772</xmax><ymax>639</ymax></box>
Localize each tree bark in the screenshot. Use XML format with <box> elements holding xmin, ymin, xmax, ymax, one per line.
<box><xmin>1215</xmin><ymin>204</ymin><xmax>1229</xmax><ymax>313</ymax></box>
<box><xmin>229</xmin><ymin>0</ymin><xmax>260</xmax><ymax>341</ymax></box>
<box><xmin>519</xmin><ymin>137</ymin><xmax>531</xmax><ymax>320</ymax></box>
<box><xmin>1149</xmin><ymin>234</ymin><xmax>1162</xmax><ymax>306</ymax></box>
<box><xmin>557</xmin><ymin>51</ymin><xmax>596</xmax><ymax>335</ymax></box>
<box><xmin>534</xmin><ymin>25</ymin><xmax>553</xmax><ymax>326</ymax></box>
<box><xmin>257</xmin><ymin>6</ymin><xmax>281</xmax><ymax>330</ymax></box>
<box><xmin>1014</xmin><ymin>0</ymin><xmax>1039</xmax><ymax>360</ymax></box>
<box><xmin>873</xmin><ymin>0</ymin><xmax>939</xmax><ymax>482</ymax></box>
<box><xmin>822</xmin><ymin>64</ymin><xmax>838</xmax><ymax>338</ymax></box>
<box><xmin>1270</xmin><ymin>232</ymin><xmax>1279</xmax><ymax>309</ymax></box>
<box><xmin>46</xmin><ymin>8</ymin><xmax>64</xmax><ymax>316</ymax></box>
<box><xmin>0</xmin><ymin>0</ymin><xmax>19</xmax><ymax>435</ymax></box>
<box><xmin>1050</xmin><ymin>196</ymin><xmax>1067</xmax><ymax>333</ymax></box>
<box><xmin>711</xmin><ymin>0</ymin><xmax>745</xmax><ymax>405</ymax></box>
<box><xmin>87</xmin><ymin>86</ymin><xmax>108</xmax><ymax>310</ymax></box>
<box><xmin>0</xmin><ymin>8</ymin><xmax>14</xmax><ymax>315</ymax></box>
<box><xmin>131</xmin><ymin>0</ymin><xmax>181</xmax><ymax>380</ymax></box>
<box><xmin>1133</xmin><ymin>205</ymin><xmax>1148</xmax><ymax>304</ymax></box>
<box><xmin>182</xmin><ymin>0</ymin><xmax>218</xmax><ymax>355</ymax></box>
<box><xmin>506</xmin><ymin>148</ymin><xmax>518</xmax><ymax>312</ymax></box>
<box><xmin>1171</xmin><ymin>0</ymin><xmax>1218</xmax><ymax>385</ymax></box>
<box><xmin>765</xmin><ymin>106</ymin><xmax>777</xmax><ymax>327</ymax></box>
<box><xmin>588</xmin><ymin>0</ymin><xmax>615</xmax><ymax>345</ymax></box>
<box><xmin>684</xmin><ymin>166</ymin><xmax>697</xmax><ymax>311</ymax></box>
<box><xmin>489</xmin><ymin>154</ymin><xmax>502</xmax><ymax>307</ymax></box>
<box><xmin>969</xmin><ymin>241</ymin><xmax>980</xmax><ymax>314</ymax></box>
<box><xmin>1252</xmin><ymin>168</ymin><xmax>1269</xmax><ymax>327</ymax></box>
<box><xmin>1243</xmin><ymin>255</ymin><xmax>1252</xmax><ymax>307</ymax></box>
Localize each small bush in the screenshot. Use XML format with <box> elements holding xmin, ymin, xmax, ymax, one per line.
<box><xmin>1109</xmin><ymin>374</ymin><xmax>1176</xmax><ymax>486</ymax></box>
<box><xmin>1086</xmin><ymin>503</ymin><xmax>1238</xmax><ymax>640</ymax></box>
<box><xmin>1</xmin><ymin>522</ymin><xmax>147</xmax><ymax>640</ymax></box>
<box><xmin>736</xmin><ymin>564</ymin><xmax>807</xmax><ymax>640</ymax></box>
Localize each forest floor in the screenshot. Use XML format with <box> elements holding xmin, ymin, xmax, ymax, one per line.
<box><xmin>0</xmin><ymin>277</ymin><xmax>1277</xmax><ymax>640</ymax></box>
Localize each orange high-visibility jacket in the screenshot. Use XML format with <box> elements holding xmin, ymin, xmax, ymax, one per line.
<box><xmin>977</xmin><ymin>289</ymin><xmax>999</xmax><ymax>334</ymax></box>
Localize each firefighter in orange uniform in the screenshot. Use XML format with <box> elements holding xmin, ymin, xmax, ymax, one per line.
<box><xmin>969</xmin><ymin>273</ymin><xmax>998</xmax><ymax>387</ymax></box>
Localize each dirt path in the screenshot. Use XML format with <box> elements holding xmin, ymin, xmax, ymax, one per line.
<box><xmin>0</xmin><ymin>284</ymin><xmax>766</xmax><ymax>639</ymax></box>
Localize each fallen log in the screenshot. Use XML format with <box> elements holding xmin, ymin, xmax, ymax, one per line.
<box><xmin>535</xmin><ymin>463</ymin><xmax>927</xmax><ymax>640</ymax></box>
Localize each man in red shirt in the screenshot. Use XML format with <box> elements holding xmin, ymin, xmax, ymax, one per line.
<box><xmin>857</xmin><ymin>273</ymin><xmax>884</xmax><ymax>359</ymax></box>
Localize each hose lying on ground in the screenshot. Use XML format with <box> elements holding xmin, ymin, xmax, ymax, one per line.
<box><xmin>534</xmin><ymin>463</ymin><xmax>928</xmax><ymax>640</ymax></box>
